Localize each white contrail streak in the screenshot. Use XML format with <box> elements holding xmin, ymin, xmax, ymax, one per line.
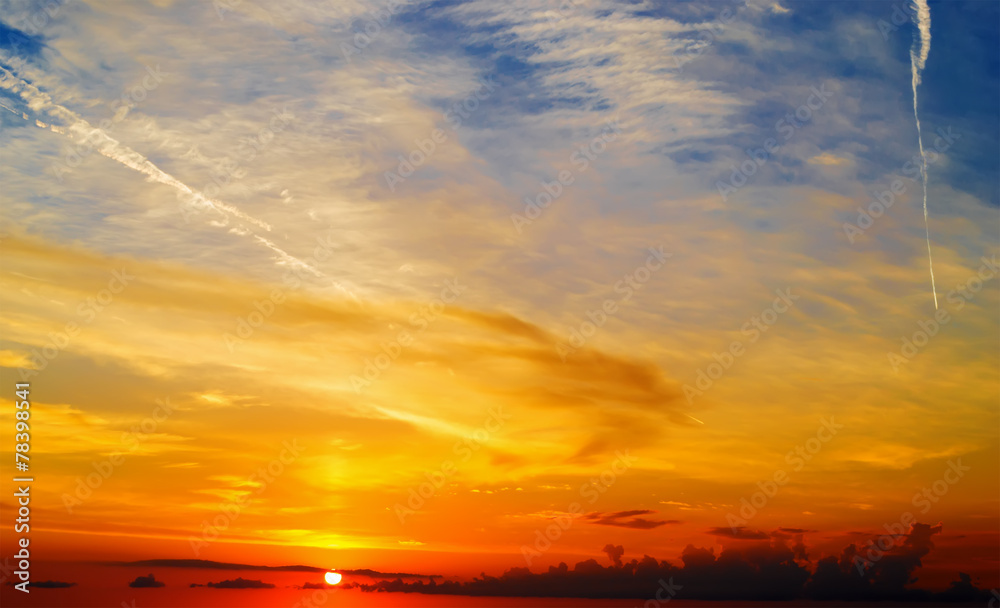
<box><xmin>909</xmin><ymin>0</ymin><xmax>938</xmax><ymax>309</ymax></box>
<box><xmin>255</xmin><ymin>235</ymin><xmax>323</xmax><ymax>277</ymax></box>
<box><xmin>0</xmin><ymin>65</ymin><xmax>272</xmax><ymax>231</ymax></box>
<box><xmin>0</xmin><ymin>65</ymin><xmax>334</xmax><ymax>284</ymax></box>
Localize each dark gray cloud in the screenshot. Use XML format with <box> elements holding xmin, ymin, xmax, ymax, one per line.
<box><xmin>7</xmin><ymin>580</ymin><xmax>76</xmax><ymax>588</ymax></box>
<box><xmin>584</xmin><ymin>509</ymin><xmax>679</xmax><ymax>529</ymax></box>
<box><xmin>128</xmin><ymin>573</ymin><xmax>164</xmax><ymax>588</ymax></box>
<box><xmin>108</xmin><ymin>558</ymin><xmax>439</xmax><ymax>579</ymax></box>
<box><xmin>706</xmin><ymin>526</ymin><xmax>770</xmax><ymax>539</ymax></box>
<box><xmin>205</xmin><ymin>577</ymin><xmax>275</xmax><ymax>589</ymax></box>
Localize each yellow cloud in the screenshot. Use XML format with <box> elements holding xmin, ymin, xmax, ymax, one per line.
<box><xmin>0</xmin><ymin>349</ymin><xmax>35</xmax><ymax>368</ymax></box>
<box><xmin>808</xmin><ymin>152</ymin><xmax>851</xmax><ymax>166</ymax></box>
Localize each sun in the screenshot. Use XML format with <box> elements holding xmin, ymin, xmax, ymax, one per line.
<box><xmin>324</xmin><ymin>571</ymin><xmax>342</xmax><ymax>585</ymax></box>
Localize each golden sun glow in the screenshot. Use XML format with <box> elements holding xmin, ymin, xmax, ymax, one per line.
<box><xmin>324</xmin><ymin>571</ymin><xmax>342</xmax><ymax>585</ymax></box>
<box><xmin>0</xmin><ymin>0</ymin><xmax>998</xmax><ymax>603</ymax></box>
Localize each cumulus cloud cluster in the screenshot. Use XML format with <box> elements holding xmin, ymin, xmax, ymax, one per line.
<box><xmin>128</xmin><ymin>573</ymin><xmax>165</xmax><ymax>588</ymax></box>
<box><xmin>347</xmin><ymin>525</ymin><xmax>991</xmax><ymax>601</ymax></box>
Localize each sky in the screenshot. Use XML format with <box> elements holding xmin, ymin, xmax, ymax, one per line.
<box><xmin>0</xmin><ymin>0</ymin><xmax>998</xmax><ymax>605</ymax></box>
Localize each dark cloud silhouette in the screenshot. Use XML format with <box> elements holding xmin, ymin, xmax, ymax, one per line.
<box><xmin>803</xmin><ymin>522</ymin><xmax>952</xmax><ymax>601</ymax></box>
<box><xmin>343</xmin><ymin>524</ymin><xmax>992</xmax><ymax>602</ymax></box>
<box><xmin>764</xmin><ymin>529</ymin><xmax>811</xmax><ymax>561</ymax></box>
<box><xmin>584</xmin><ymin>510</ymin><xmax>678</xmax><ymax>529</ymax></box>
<box><xmin>791</xmin><ymin>533</ymin><xmax>809</xmax><ymax>563</ymax></box>
<box><xmin>128</xmin><ymin>573</ymin><xmax>165</xmax><ymax>588</ymax></box>
<box><xmin>106</xmin><ymin>559</ymin><xmax>437</xmax><ymax>578</ymax></box>
<box><xmin>206</xmin><ymin>577</ymin><xmax>275</xmax><ymax>589</ymax></box>
<box><xmin>776</xmin><ymin>527</ymin><xmax>817</xmax><ymax>534</ymax></box>
<box><xmin>706</xmin><ymin>526</ymin><xmax>770</xmax><ymax>539</ymax></box>
<box><xmin>108</xmin><ymin>559</ymin><xmax>323</xmax><ymax>572</ymax></box>
<box><xmin>344</xmin><ymin>568</ymin><xmax>441</xmax><ymax>579</ymax></box>
<box><xmin>9</xmin><ymin>580</ymin><xmax>77</xmax><ymax>588</ymax></box>
<box><xmin>602</xmin><ymin>544</ymin><xmax>624</xmax><ymax>568</ymax></box>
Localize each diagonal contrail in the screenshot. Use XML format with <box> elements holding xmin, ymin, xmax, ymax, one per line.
<box><xmin>0</xmin><ymin>65</ymin><xmax>325</xmax><ymax>281</ymax></box>
<box><xmin>909</xmin><ymin>0</ymin><xmax>937</xmax><ymax>309</ymax></box>
<box><xmin>0</xmin><ymin>65</ymin><xmax>272</xmax><ymax>231</ymax></box>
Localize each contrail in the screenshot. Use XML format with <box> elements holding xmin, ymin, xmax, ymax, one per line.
<box><xmin>0</xmin><ymin>65</ymin><xmax>271</xmax><ymax>231</ymax></box>
<box><xmin>254</xmin><ymin>235</ymin><xmax>323</xmax><ymax>277</ymax></box>
<box><xmin>0</xmin><ymin>99</ymin><xmax>19</xmax><ymax>115</ymax></box>
<box><xmin>0</xmin><ymin>65</ymin><xmax>328</xmax><ymax>282</ymax></box>
<box><xmin>909</xmin><ymin>0</ymin><xmax>937</xmax><ymax>309</ymax></box>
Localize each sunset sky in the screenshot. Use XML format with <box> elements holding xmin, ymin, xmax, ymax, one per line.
<box><xmin>0</xmin><ymin>0</ymin><xmax>998</xmax><ymax>605</ymax></box>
